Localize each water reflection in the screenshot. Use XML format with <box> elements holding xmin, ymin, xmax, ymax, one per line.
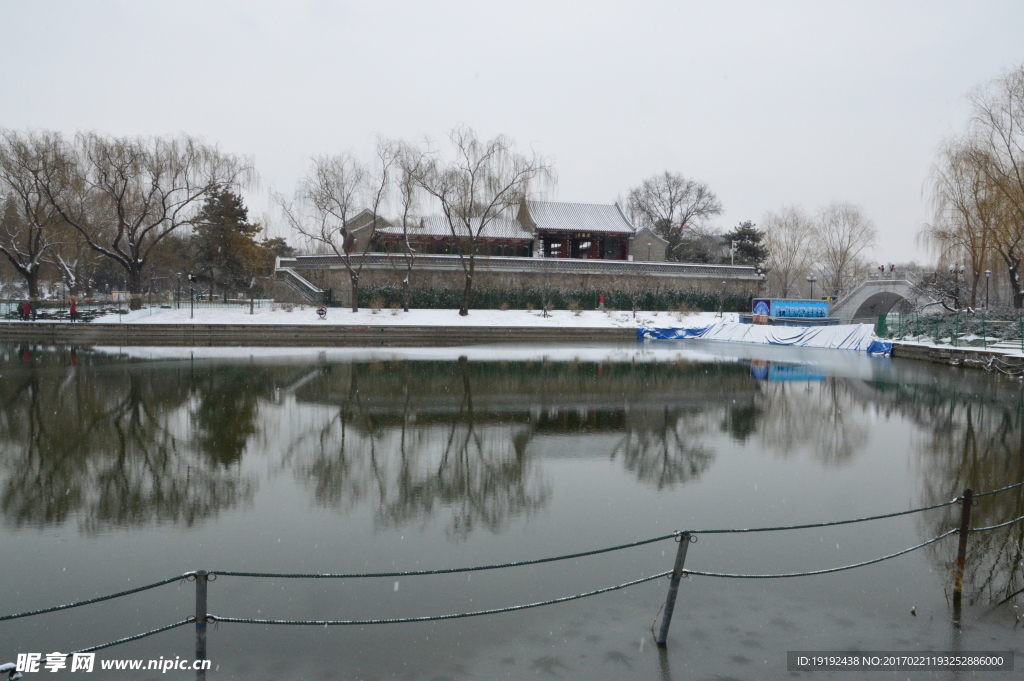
<box><xmin>3</xmin><ymin>343</ymin><xmax>1024</xmax><ymax>612</ymax></box>
<box><xmin>0</xmin><ymin>347</ymin><xmax>255</xmax><ymax>531</ymax></box>
<box><xmin>896</xmin><ymin>378</ymin><xmax>1024</xmax><ymax>607</ymax></box>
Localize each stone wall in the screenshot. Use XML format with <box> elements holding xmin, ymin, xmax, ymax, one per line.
<box><xmin>307</xmin><ymin>265</ymin><xmax>760</xmax><ymax>307</ymax></box>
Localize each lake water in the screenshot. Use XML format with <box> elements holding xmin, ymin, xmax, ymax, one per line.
<box><xmin>2</xmin><ymin>341</ymin><xmax>1024</xmax><ymax>680</ymax></box>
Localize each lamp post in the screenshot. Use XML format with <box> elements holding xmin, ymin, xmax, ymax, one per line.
<box><xmin>948</xmin><ymin>263</ymin><xmax>965</xmax><ymax>309</ymax></box>
<box><xmin>188</xmin><ymin>273</ymin><xmax>195</xmax><ymax>319</ymax></box>
<box><xmin>985</xmin><ymin>269</ymin><xmax>991</xmax><ymax>308</ymax></box>
<box><xmin>807</xmin><ymin>274</ymin><xmax>817</xmax><ymax>300</ymax></box>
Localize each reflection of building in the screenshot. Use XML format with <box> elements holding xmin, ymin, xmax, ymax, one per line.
<box><xmin>371</xmin><ymin>200</ymin><xmax>669</xmax><ymax>262</ymax></box>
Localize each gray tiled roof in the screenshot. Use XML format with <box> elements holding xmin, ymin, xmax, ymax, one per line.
<box><xmin>377</xmin><ymin>216</ymin><xmax>534</xmax><ymax>241</ymax></box>
<box><xmin>525</xmin><ymin>201</ymin><xmax>636</xmax><ymax>235</ymax></box>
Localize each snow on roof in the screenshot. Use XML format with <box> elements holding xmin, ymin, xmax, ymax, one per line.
<box><xmin>524</xmin><ymin>201</ymin><xmax>636</xmax><ymax>235</ymax></box>
<box><xmin>378</xmin><ymin>215</ymin><xmax>534</xmax><ymax>241</ymax></box>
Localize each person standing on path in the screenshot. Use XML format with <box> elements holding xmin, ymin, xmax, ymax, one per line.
<box><xmin>69</xmin><ymin>298</ymin><xmax>78</xmax><ymax>322</ymax></box>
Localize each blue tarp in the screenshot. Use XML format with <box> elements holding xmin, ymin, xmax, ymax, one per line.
<box><xmin>638</xmin><ymin>321</ymin><xmax>892</xmax><ymax>355</ymax></box>
<box><xmin>635</xmin><ymin>326</ymin><xmax>712</xmax><ymax>340</ymax></box>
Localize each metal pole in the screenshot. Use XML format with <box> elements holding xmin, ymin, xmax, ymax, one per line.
<box><xmin>195</xmin><ymin>570</ymin><xmax>208</xmax><ymax>680</ymax></box>
<box><xmin>953</xmin><ymin>489</ymin><xmax>972</xmax><ymax>597</ymax></box>
<box><xmin>190</xmin><ymin>286</ymin><xmax>194</xmax><ymax>320</ymax></box>
<box><xmin>655</xmin><ymin>533</ymin><xmax>691</xmax><ymax>646</ymax></box>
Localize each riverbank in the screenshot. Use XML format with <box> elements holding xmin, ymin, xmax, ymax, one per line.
<box><xmin>891</xmin><ymin>339</ymin><xmax>1024</xmax><ymax>372</ymax></box>
<box><xmin>0</xmin><ymin>321</ymin><xmax>642</xmax><ymax>347</ymax></box>
<box><xmin>0</xmin><ymin>307</ymin><xmax>727</xmax><ymax>347</ymax></box>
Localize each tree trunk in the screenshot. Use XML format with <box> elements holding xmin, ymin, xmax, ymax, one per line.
<box><xmin>350</xmin><ymin>273</ymin><xmax>359</xmax><ymax>313</ymax></box>
<box><xmin>1009</xmin><ymin>262</ymin><xmax>1024</xmax><ymax>309</ymax></box>
<box><xmin>402</xmin><ymin>267</ymin><xmax>411</xmax><ymax>313</ymax></box>
<box><xmin>128</xmin><ymin>268</ymin><xmax>144</xmax><ymax>310</ymax></box>
<box><xmin>25</xmin><ymin>270</ymin><xmax>39</xmax><ymax>300</ymax></box>
<box><xmin>459</xmin><ymin>255</ymin><xmax>475</xmax><ymax>316</ymax></box>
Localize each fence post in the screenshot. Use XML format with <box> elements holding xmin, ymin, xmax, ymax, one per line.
<box><xmin>953</xmin><ymin>489</ymin><xmax>972</xmax><ymax>597</ymax></box>
<box><xmin>195</xmin><ymin>570</ymin><xmax>208</xmax><ymax>680</ymax></box>
<box><xmin>655</xmin><ymin>533</ymin><xmax>691</xmax><ymax>646</ymax></box>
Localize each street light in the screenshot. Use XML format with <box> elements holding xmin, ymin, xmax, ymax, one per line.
<box><xmin>806</xmin><ymin>274</ymin><xmax>818</xmax><ymax>300</ymax></box>
<box><xmin>985</xmin><ymin>269</ymin><xmax>992</xmax><ymax>308</ymax></box>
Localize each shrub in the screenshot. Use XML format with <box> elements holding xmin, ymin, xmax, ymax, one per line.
<box><xmin>348</xmin><ymin>284</ymin><xmax>753</xmax><ymax>313</ymax></box>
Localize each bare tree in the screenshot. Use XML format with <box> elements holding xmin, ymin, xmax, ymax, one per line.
<box><xmin>404</xmin><ymin>126</ymin><xmax>552</xmax><ymax>316</ymax></box>
<box><xmin>922</xmin><ymin>136</ymin><xmax>998</xmax><ymax>307</ymax></box>
<box><xmin>37</xmin><ymin>132</ymin><xmax>251</xmax><ymax>308</ymax></box>
<box><xmin>283</xmin><ymin>148</ymin><xmax>392</xmax><ymax>311</ymax></box>
<box><xmin>967</xmin><ymin>66</ymin><xmax>1024</xmax><ymax>307</ymax></box>
<box><xmin>389</xmin><ymin>142</ymin><xmax>421</xmax><ymax>312</ymax></box>
<box><xmin>48</xmin><ymin>223</ymin><xmax>101</xmax><ymax>297</ymax></box>
<box><xmin>814</xmin><ymin>201</ymin><xmax>876</xmax><ymax>297</ymax></box>
<box><xmin>762</xmin><ymin>205</ymin><xmax>818</xmax><ymax>297</ymax></box>
<box><xmin>626</xmin><ymin>171</ymin><xmax>723</xmax><ymax>261</ymax></box>
<box><xmin>0</xmin><ymin>131</ymin><xmax>66</xmax><ymax>299</ymax></box>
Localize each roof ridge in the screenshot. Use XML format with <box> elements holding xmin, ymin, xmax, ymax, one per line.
<box><xmin>528</xmin><ymin>199</ymin><xmax>618</xmax><ymax>208</ymax></box>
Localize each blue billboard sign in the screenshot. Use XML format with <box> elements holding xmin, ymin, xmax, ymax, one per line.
<box><xmin>752</xmin><ymin>299</ymin><xmax>830</xmax><ymax>319</ymax></box>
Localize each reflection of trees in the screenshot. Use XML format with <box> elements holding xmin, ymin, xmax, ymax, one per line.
<box><xmin>0</xmin><ymin>347</ymin><xmax>257</xmax><ymax>532</ymax></box>
<box><xmin>754</xmin><ymin>379</ymin><xmax>868</xmax><ymax>465</ymax></box>
<box><xmin>897</xmin><ymin>382</ymin><xmax>1024</xmax><ymax>606</ymax></box>
<box><xmin>292</xmin><ymin>359</ymin><xmax>548</xmax><ymax>540</ymax></box>
<box><xmin>191</xmin><ymin>367</ymin><xmax>273</xmax><ymax>466</ymax></box>
<box><xmin>290</xmin><ymin>361</ymin><xmax>768</xmax><ymax>531</ymax></box>
<box><xmin>612</xmin><ymin>406</ymin><xmax>715</xmax><ymax>489</ymax></box>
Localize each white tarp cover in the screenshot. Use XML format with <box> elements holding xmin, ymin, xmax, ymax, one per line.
<box><xmin>640</xmin><ymin>321</ymin><xmax>891</xmax><ymax>353</ymax></box>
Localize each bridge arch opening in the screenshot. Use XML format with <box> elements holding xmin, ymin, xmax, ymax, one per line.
<box><xmin>849</xmin><ymin>291</ymin><xmax>911</xmax><ymax>322</ymax></box>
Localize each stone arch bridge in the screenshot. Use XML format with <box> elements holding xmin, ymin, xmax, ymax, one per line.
<box><xmin>829</xmin><ymin>279</ymin><xmax>921</xmax><ymax>323</ymax></box>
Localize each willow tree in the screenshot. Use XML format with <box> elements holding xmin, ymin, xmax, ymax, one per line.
<box><xmin>762</xmin><ymin>205</ymin><xmax>818</xmax><ymax>298</ymax></box>
<box><xmin>282</xmin><ymin>145</ymin><xmax>392</xmax><ymax>312</ymax></box>
<box><xmin>922</xmin><ymin>137</ymin><xmax>998</xmax><ymax>307</ymax></box>
<box><xmin>814</xmin><ymin>201</ymin><xmax>876</xmax><ymax>297</ymax></box>
<box><xmin>404</xmin><ymin>126</ymin><xmax>552</xmax><ymax>315</ymax></box>
<box><xmin>968</xmin><ymin>66</ymin><xmax>1024</xmax><ymax>307</ymax></box>
<box><xmin>0</xmin><ymin>130</ymin><xmax>68</xmax><ymax>299</ymax></box>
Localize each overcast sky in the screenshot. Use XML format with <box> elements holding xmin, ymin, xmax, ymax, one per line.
<box><xmin>2</xmin><ymin>0</ymin><xmax>1022</xmax><ymax>261</ymax></box>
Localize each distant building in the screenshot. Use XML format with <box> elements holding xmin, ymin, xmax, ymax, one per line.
<box><xmin>370</xmin><ymin>200</ymin><xmax>666</xmax><ymax>261</ymax></box>
<box><xmin>629</xmin><ymin>227</ymin><xmax>669</xmax><ymax>262</ymax></box>
<box><xmin>373</xmin><ymin>216</ymin><xmax>534</xmax><ymax>257</ymax></box>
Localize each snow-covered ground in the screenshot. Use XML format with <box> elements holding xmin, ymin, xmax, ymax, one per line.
<box><xmin>90</xmin><ymin>305</ymin><xmax>737</xmax><ymax>328</ymax></box>
<box><xmin>891</xmin><ymin>337</ymin><xmax>1024</xmax><ymax>358</ymax></box>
